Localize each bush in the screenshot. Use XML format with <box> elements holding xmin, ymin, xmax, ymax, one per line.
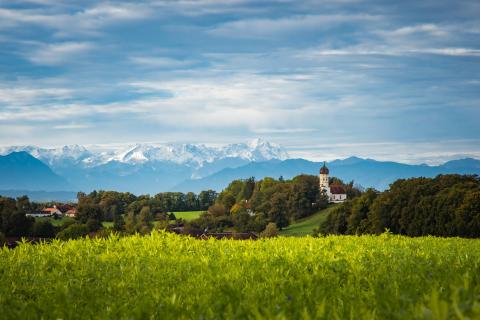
<box><xmin>32</xmin><ymin>220</ymin><xmax>55</xmax><ymax>238</ymax></box>
<box><xmin>261</xmin><ymin>222</ymin><xmax>279</xmax><ymax>238</ymax></box>
<box><xmin>86</xmin><ymin>219</ymin><xmax>102</xmax><ymax>232</ymax></box>
<box><xmin>56</xmin><ymin>224</ymin><xmax>89</xmax><ymax>240</ymax></box>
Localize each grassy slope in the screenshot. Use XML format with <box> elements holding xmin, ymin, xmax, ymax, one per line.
<box><xmin>1</xmin><ymin>232</ymin><xmax>480</xmax><ymax>319</ymax></box>
<box><xmin>280</xmin><ymin>205</ymin><xmax>337</xmax><ymax>237</ymax></box>
<box><xmin>173</xmin><ymin>210</ymin><xmax>205</xmax><ymax>221</ymax></box>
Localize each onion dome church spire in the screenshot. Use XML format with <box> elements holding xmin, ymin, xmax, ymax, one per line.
<box><xmin>320</xmin><ymin>161</ymin><xmax>329</xmax><ymax>174</ymax></box>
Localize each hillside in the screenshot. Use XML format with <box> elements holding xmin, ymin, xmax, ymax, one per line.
<box><xmin>280</xmin><ymin>205</ymin><xmax>337</xmax><ymax>237</ymax></box>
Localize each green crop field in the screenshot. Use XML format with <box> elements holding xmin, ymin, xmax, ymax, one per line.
<box><xmin>280</xmin><ymin>205</ymin><xmax>337</xmax><ymax>237</ymax></box>
<box><xmin>173</xmin><ymin>210</ymin><xmax>205</xmax><ymax>221</ymax></box>
<box><xmin>1</xmin><ymin>232</ymin><xmax>480</xmax><ymax>319</ymax></box>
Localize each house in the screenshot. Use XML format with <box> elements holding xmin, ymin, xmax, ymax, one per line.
<box><xmin>319</xmin><ymin>162</ymin><xmax>347</xmax><ymax>203</ymax></box>
<box><xmin>56</xmin><ymin>204</ymin><xmax>74</xmax><ymax>214</ymax></box>
<box><xmin>41</xmin><ymin>206</ymin><xmax>62</xmax><ymax>216</ymax></box>
<box><xmin>64</xmin><ymin>208</ymin><xmax>78</xmax><ymax>218</ymax></box>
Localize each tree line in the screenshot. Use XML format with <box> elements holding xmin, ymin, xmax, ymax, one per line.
<box><xmin>183</xmin><ymin>175</ymin><xmax>359</xmax><ymax>234</ymax></box>
<box><xmin>317</xmin><ymin>174</ymin><xmax>480</xmax><ymax>238</ymax></box>
<box><xmin>0</xmin><ymin>190</ymin><xmax>218</xmax><ymax>242</ymax></box>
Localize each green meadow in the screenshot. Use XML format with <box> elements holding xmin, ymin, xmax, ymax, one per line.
<box><xmin>280</xmin><ymin>206</ymin><xmax>336</xmax><ymax>237</ymax></box>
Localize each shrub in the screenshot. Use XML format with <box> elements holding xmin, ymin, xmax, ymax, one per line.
<box><xmin>32</xmin><ymin>220</ymin><xmax>55</xmax><ymax>238</ymax></box>
<box><xmin>56</xmin><ymin>224</ymin><xmax>89</xmax><ymax>240</ymax></box>
<box><xmin>260</xmin><ymin>222</ymin><xmax>279</xmax><ymax>238</ymax></box>
<box><xmin>86</xmin><ymin>219</ymin><xmax>102</xmax><ymax>232</ymax></box>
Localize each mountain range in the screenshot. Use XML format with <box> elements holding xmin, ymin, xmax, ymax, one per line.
<box><xmin>1</xmin><ymin>139</ymin><xmax>480</xmax><ymax>201</ymax></box>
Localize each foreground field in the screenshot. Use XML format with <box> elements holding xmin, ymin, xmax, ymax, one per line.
<box><xmin>1</xmin><ymin>233</ymin><xmax>480</xmax><ymax>319</ymax></box>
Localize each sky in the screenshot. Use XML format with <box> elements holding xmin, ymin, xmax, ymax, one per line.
<box><xmin>0</xmin><ymin>0</ymin><xmax>479</xmax><ymax>164</ymax></box>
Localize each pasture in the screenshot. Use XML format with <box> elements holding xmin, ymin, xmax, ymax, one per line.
<box><xmin>173</xmin><ymin>210</ymin><xmax>205</xmax><ymax>221</ymax></box>
<box><xmin>280</xmin><ymin>206</ymin><xmax>336</xmax><ymax>236</ymax></box>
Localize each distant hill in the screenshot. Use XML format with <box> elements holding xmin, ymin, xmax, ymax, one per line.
<box><xmin>172</xmin><ymin>157</ymin><xmax>480</xmax><ymax>192</ymax></box>
<box><xmin>0</xmin><ymin>190</ymin><xmax>77</xmax><ymax>202</ymax></box>
<box><xmin>0</xmin><ymin>152</ymin><xmax>72</xmax><ymax>192</ymax></box>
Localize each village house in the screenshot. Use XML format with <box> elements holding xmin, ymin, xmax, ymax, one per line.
<box><xmin>64</xmin><ymin>208</ymin><xmax>78</xmax><ymax>218</ymax></box>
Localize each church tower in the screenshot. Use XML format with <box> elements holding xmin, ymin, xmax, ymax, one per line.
<box><xmin>319</xmin><ymin>162</ymin><xmax>330</xmax><ymax>195</ymax></box>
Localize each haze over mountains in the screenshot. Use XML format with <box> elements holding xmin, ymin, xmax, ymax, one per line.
<box><xmin>1</xmin><ymin>139</ymin><xmax>480</xmax><ymax>201</ymax></box>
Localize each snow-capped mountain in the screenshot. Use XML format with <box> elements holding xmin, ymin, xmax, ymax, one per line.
<box><xmin>0</xmin><ymin>139</ymin><xmax>289</xmax><ymax>194</ymax></box>
<box><xmin>0</xmin><ymin>138</ymin><xmax>289</xmax><ymax>169</ymax></box>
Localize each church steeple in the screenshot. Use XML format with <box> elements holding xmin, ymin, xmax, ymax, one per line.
<box><xmin>320</xmin><ymin>161</ymin><xmax>329</xmax><ymax>174</ymax></box>
<box><xmin>319</xmin><ymin>161</ymin><xmax>330</xmax><ymax>193</ymax></box>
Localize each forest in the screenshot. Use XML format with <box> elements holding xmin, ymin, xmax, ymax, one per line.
<box><xmin>318</xmin><ymin>174</ymin><xmax>480</xmax><ymax>237</ymax></box>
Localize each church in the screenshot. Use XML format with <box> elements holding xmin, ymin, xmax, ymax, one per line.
<box><xmin>319</xmin><ymin>162</ymin><xmax>347</xmax><ymax>203</ymax></box>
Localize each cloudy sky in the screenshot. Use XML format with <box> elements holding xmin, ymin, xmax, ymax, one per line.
<box><xmin>0</xmin><ymin>0</ymin><xmax>479</xmax><ymax>164</ymax></box>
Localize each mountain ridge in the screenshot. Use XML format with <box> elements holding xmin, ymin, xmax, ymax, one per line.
<box><xmin>0</xmin><ymin>152</ymin><xmax>73</xmax><ymax>192</ymax></box>
<box><xmin>0</xmin><ymin>138</ymin><xmax>289</xmax><ymax>169</ymax></box>
<box><xmin>1</xmin><ymin>142</ymin><xmax>479</xmax><ymax>198</ymax></box>
<box><xmin>171</xmin><ymin>157</ymin><xmax>480</xmax><ymax>193</ymax></box>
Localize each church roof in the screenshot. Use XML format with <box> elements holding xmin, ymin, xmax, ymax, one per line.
<box><xmin>320</xmin><ymin>162</ymin><xmax>329</xmax><ymax>174</ymax></box>
<box><xmin>330</xmin><ymin>185</ymin><xmax>346</xmax><ymax>195</ymax></box>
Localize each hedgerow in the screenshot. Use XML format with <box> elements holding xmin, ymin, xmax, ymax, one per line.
<box><xmin>1</xmin><ymin>232</ymin><xmax>479</xmax><ymax>319</ymax></box>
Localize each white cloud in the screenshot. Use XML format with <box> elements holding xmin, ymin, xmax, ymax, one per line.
<box><xmin>209</xmin><ymin>14</ymin><xmax>381</xmax><ymax>38</ymax></box>
<box><xmin>26</xmin><ymin>41</ymin><xmax>94</xmax><ymax>65</ymax></box>
<box><xmin>387</xmin><ymin>24</ymin><xmax>449</xmax><ymax>37</ymax></box>
<box><xmin>53</xmin><ymin>123</ymin><xmax>91</xmax><ymax>130</ymax></box>
<box><xmin>0</xmin><ymin>3</ymin><xmax>151</xmax><ymax>36</ymax></box>
<box><xmin>0</xmin><ymin>86</ymin><xmax>74</xmax><ymax>105</ymax></box>
<box><xmin>410</xmin><ymin>47</ymin><xmax>480</xmax><ymax>57</ymax></box>
<box><xmin>299</xmin><ymin>45</ymin><xmax>480</xmax><ymax>58</ymax></box>
<box><xmin>130</xmin><ymin>56</ymin><xmax>197</xmax><ymax>68</ymax></box>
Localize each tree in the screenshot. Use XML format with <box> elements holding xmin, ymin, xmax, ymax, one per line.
<box><xmin>208</xmin><ymin>204</ymin><xmax>227</xmax><ymax>217</ymax></box>
<box><xmin>239</xmin><ymin>177</ymin><xmax>255</xmax><ymax>201</ymax></box>
<box><xmin>86</xmin><ymin>218</ymin><xmax>102</xmax><ymax>232</ymax></box>
<box><xmin>138</xmin><ymin>206</ymin><xmax>153</xmax><ymax>226</ymax></box>
<box><xmin>261</xmin><ymin>222</ymin><xmax>279</xmax><ymax>238</ymax></box>
<box><xmin>113</xmin><ymin>214</ymin><xmax>125</xmax><ymax>231</ymax></box>
<box><xmin>32</xmin><ymin>220</ymin><xmax>55</xmax><ymax>238</ymax></box>
<box><xmin>56</xmin><ymin>224</ymin><xmax>89</xmax><ymax>240</ymax></box>
<box><xmin>268</xmin><ymin>192</ymin><xmax>290</xmax><ymax>229</ymax></box>
<box><xmin>125</xmin><ymin>212</ymin><xmax>138</xmax><ymax>234</ymax></box>
<box><xmin>198</xmin><ymin>190</ymin><xmax>218</xmax><ymax>210</ymax></box>
<box><xmin>77</xmin><ymin>203</ymin><xmax>102</xmax><ymax>223</ymax></box>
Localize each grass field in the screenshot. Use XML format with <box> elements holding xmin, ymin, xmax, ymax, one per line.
<box><xmin>173</xmin><ymin>210</ymin><xmax>205</xmax><ymax>221</ymax></box>
<box><xmin>280</xmin><ymin>205</ymin><xmax>337</xmax><ymax>236</ymax></box>
<box><xmin>1</xmin><ymin>232</ymin><xmax>480</xmax><ymax>319</ymax></box>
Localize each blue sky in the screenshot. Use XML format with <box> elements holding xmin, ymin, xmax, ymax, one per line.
<box><xmin>0</xmin><ymin>0</ymin><xmax>479</xmax><ymax>164</ymax></box>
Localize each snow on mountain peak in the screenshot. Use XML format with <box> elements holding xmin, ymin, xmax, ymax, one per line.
<box><xmin>0</xmin><ymin>139</ymin><xmax>290</xmax><ymax>168</ymax></box>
